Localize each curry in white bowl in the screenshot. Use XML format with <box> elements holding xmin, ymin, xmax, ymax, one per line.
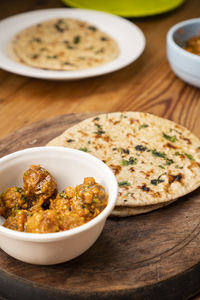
<box><xmin>0</xmin><ymin>165</ymin><xmax>107</xmax><ymax>233</ymax></box>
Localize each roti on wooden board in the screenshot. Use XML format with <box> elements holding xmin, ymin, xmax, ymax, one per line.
<box><xmin>47</xmin><ymin>112</ymin><xmax>200</xmax><ymax>216</ymax></box>
<box><xmin>111</xmin><ymin>199</ymin><xmax>177</xmax><ymax>217</ymax></box>
<box><xmin>11</xmin><ymin>18</ymin><xmax>119</xmax><ymax>71</ymax></box>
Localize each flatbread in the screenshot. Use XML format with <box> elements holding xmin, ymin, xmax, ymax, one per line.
<box><xmin>111</xmin><ymin>199</ymin><xmax>177</xmax><ymax>217</ymax></box>
<box><xmin>47</xmin><ymin>112</ymin><xmax>200</xmax><ymax>209</ymax></box>
<box><xmin>11</xmin><ymin>18</ymin><xmax>119</xmax><ymax>70</ymax></box>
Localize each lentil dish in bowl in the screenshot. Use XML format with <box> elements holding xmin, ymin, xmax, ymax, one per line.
<box><xmin>0</xmin><ymin>147</ymin><xmax>118</xmax><ymax>265</ymax></box>
<box><xmin>183</xmin><ymin>35</ymin><xmax>200</xmax><ymax>55</ymax></box>
<box><xmin>167</xmin><ymin>18</ymin><xmax>200</xmax><ymax>88</ymax></box>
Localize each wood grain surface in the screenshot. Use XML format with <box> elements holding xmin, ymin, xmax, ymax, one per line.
<box><xmin>0</xmin><ymin>0</ymin><xmax>200</xmax><ymax>299</ymax></box>
<box><xmin>0</xmin><ymin>113</ymin><xmax>200</xmax><ymax>300</ymax></box>
<box><xmin>0</xmin><ymin>0</ymin><xmax>200</xmax><ymax>140</ymax></box>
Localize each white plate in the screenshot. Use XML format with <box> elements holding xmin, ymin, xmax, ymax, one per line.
<box><xmin>0</xmin><ymin>8</ymin><xmax>145</xmax><ymax>80</ymax></box>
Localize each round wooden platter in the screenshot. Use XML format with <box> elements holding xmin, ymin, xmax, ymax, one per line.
<box><xmin>0</xmin><ymin>113</ymin><xmax>200</xmax><ymax>300</ymax></box>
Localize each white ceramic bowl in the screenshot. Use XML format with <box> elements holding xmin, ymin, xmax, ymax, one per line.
<box><xmin>167</xmin><ymin>18</ymin><xmax>200</xmax><ymax>88</ymax></box>
<box><xmin>0</xmin><ymin>147</ymin><xmax>118</xmax><ymax>265</ymax></box>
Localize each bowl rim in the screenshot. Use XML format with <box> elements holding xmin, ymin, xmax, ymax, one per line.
<box><xmin>0</xmin><ymin>146</ymin><xmax>118</xmax><ymax>242</ymax></box>
<box><xmin>167</xmin><ymin>17</ymin><xmax>200</xmax><ymax>61</ymax></box>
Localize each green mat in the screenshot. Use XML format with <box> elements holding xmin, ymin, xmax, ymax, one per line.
<box><xmin>62</xmin><ymin>0</ymin><xmax>184</xmax><ymax>17</ymax></box>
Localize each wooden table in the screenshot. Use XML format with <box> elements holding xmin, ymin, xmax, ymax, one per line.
<box><xmin>0</xmin><ymin>0</ymin><xmax>200</xmax><ymax>299</ymax></box>
<box><xmin>0</xmin><ymin>0</ymin><xmax>200</xmax><ymax>140</ymax></box>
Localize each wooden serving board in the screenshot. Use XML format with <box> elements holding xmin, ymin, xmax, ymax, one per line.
<box><xmin>0</xmin><ymin>113</ymin><xmax>200</xmax><ymax>300</ymax></box>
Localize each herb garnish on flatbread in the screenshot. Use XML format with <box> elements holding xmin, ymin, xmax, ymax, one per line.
<box><xmin>47</xmin><ymin>112</ymin><xmax>200</xmax><ymax>214</ymax></box>
<box><xmin>11</xmin><ymin>18</ymin><xmax>119</xmax><ymax>70</ymax></box>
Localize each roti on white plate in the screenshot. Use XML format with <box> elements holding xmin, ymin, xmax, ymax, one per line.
<box><xmin>11</xmin><ymin>18</ymin><xmax>119</xmax><ymax>71</ymax></box>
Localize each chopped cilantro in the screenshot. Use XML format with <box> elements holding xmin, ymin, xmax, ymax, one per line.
<box><xmin>184</xmin><ymin>153</ymin><xmax>195</xmax><ymax>161</ymax></box>
<box><xmin>165</xmin><ymin>158</ymin><xmax>174</xmax><ymax>165</ymax></box>
<box><xmin>151</xmin><ymin>149</ymin><xmax>174</xmax><ymax>165</ymax></box>
<box><xmin>15</xmin><ymin>187</ymin><xmax>26</xmax><ymax>201</ymax></box>
<box><xmin>92</xmin><ymin>197</ymin><xmax>99</xmax><ymax>204</ymax></box>
<box><xmin>163</xmin><ymin>133</ymin><xmax>177</xmax><ymax>143</ymax></box>
<box><xmin>95</xmin><ymin>48</ymin><xmax>104</xmax><ymax>54</ymax></box>
<box><xmin>59</xmin><ymin>192</ymin><xmax>68</xmax><ymax>199</ymax></box>
<box><xmin>121</xmin><ymin>148</ymin><xmax>129</xmax><ymax>154</ymax></box>
<box><xmin>158</xmin><ymin>165</ymin><xmax>165</xmax><ymax>169</ymax></box>
<box><xmin>151</xmin><ymin>149</ymin><xmax>166</xmax><ymax>158</ymax></box>
<box><xmin>31</xmin><ymin>37</ymin><xmax>41</xmax><ymax>43</ymax></box>
<box><xmin>94</xmin><ymin>124</ymin><xmax>105</xmax><ymax>135</ymax></box>
<box><xmin>151</xmin><ymin>174</ymin><xmax>165</xmax><ymax>186</ymax></box>
<box><xmin>135</xmin><ymin>145</ymin><xmax>147</xmax><ymax>152</ymax></box>
<box><xmin>139</xmin><ymin>124</ymin><xmax>149</xmax><ymax>129</ymax></box>
<box><xmin>141</xmin><ymin>185</ymin><xmax>150</xmax><ymax>192</ymax></box>
<box><xmin>88</xmin><ymin>26</ymin><xmax>97</xmax><ymax>31</ymax></box>
<box><xmin>170</xmin><ymin>128</ymin><xmax>182</xmax><ymax>135</ymax></box>
<box><xmin>100</xmin><ymin>37</ymin><xmax>108</xmax><ymax>41</ymax></box>
<box><xmin>79</xmin><ymin>147</ymin><xmax>88</xmax><ymax>152</ymax></box>
<box><xmin>175</xmin><ymin>151</ymin><xmax>195</xmax><ymax>161</ymax></box>
<box><xmin>63</xmin><ymin>62</ymin><xmax>76</xmax><ymax>66</ymax></box>
<box><xmin>46</xmin><ymin>55</ymin><xmax>57</xmax><ymax>59</ymax></box>
<box><xmin>67</xmin><ymin>45</ymin><xmax>74</xmax><ymax>49</ymax></box>
<box><xmin>96</xmin><ymin>128</ymin><xmax>105</xmax><ymax>135</ymax></box>
<box><xmin>175</xmin><ymin>151</ymin><xmax>181</xmax><ymax>156</ymax></box>
<box><xmin>15</xmin><ymin>187</ymin><xmax>23</xmax><ymax>194</ymax></box>
<box><xmin>121</xmin><ymin>157</ymin><xmax>137</xmax><ymax>166</ymax></box>
<box><xmin>118</xmin><ymin>181</ymin><xmax>131</xmax><ymax>187</ymax></box>
<box><xmin>175</xmin><ymin>165</ymin><xmax>183</xmax><ymax>169</ymax></box>
<box><xmin>129</xmin><ymin>157</ymin><xmax>138</xmax><ymax>165</ymax></box>
<box><xmin>121</xmin><ymin>159</ymin><xmax>129</xmax><ymax>166</ymax></box>
<box><xmin>73</xmin><ymin>35</ymin><xmax>81</xmax><ymax>44</ymax></box>
<box><xmin>54</xmin><ymin>19</ymin><xmax>68</xmax><ymax>32</ymax></box>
